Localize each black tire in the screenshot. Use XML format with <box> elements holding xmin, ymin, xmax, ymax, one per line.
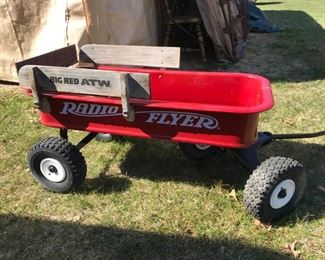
<box><xmin>178</xmin><ymin>143</ymin><xmax>221</xmax><ymax>161</ymax></box>
<box><xmin>243</xmin><ymin>156</ymin><xmax>306</xmax><ymax>223</ymax></box>
<box><xmin>95</xmin><ymin>133</ymin><xmax>113</xmax><ymax>142</ymax></box>
<box><xmin>27</xmin><ymin>137</ymin><xmax>87</xmax><ymax>193</ymax></box>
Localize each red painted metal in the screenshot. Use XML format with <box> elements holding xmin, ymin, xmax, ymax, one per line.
<box><xmin>22</xmin><ymin>66</ymin><xmax>274</xmax><ymax>148</ymax></box>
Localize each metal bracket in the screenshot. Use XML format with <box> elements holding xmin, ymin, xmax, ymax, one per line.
<box><xmin>76</xmin><ymin>132</ymin><xmax>98</xmax><ymax>150</ymax></box>
<box><xmin>120</xmin><ymin>73</ymin><xmax>135</xmax><ymax>122</ymax></box>
<box><xmin>29</xmin><ymin>67</ymin><xmax>51</xmax><ymax>112</ymax></box>
<box><xmin>232</xmin><ymin>132</ymin><xmax>273</xmax><ymax>171</ymax></box>
<box><xmin>60</xmin><ymin>128</ymin><xmax>68</xmax><ymax>140</ymax></box>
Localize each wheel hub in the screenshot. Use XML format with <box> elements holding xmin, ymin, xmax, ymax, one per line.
<box><xmin>194</xmin><ymin>144</ymin><xmax>211</xmax><ymax>150</ymax></box>
<box><xmin>278</xmin><ymin>188</ymin><xmax>287</xmax><ymax>199</ymax></box>
<box><xmin>40</xmin><ymin>158</ymin><xmax>66</xmax><ymax>183</ymax></box>
<box><xmin>270</xmin><ymin>179</ymin><xmax>295</xmax><ymax>209</ymax></box>
<box><xmin>48</xmin><ymin>165</ymin><xmax>58</xmax><ymax>173</ymax></box>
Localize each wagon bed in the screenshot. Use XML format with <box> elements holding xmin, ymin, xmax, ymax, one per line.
<box><xmin>18</xmin><ymin>44</ymin><xmax>273</xmax><ymax>149</ymax></box>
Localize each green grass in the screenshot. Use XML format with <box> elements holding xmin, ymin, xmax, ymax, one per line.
<box><xmin>0</xmin><ymin>1</ymin><xmax>325</xmax><ymax>259</ymax></box>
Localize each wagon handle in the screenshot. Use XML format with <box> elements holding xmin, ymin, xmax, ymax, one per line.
<box><xmin>272</xmin><ymin>131</ymin><xmax>325</xmax><ymax>140</ymax></box>
<box><xmin>120</xmin><ymin>72</ymin><xmax>135</xmax><ymax>122</ymax></box>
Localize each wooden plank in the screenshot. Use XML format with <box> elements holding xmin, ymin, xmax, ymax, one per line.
<box><xmin>18</xmin><ymin>65</ymin><xmax>150</xmax><ymax>99</ymax></box>
<box><xmin>79</xmin><ymin>44</ymin><xmax>180</xmax><ymax>68</ymax></box>
<box><xmin>15</xmin><ymin>45</ymin><xmax>77</xmax><ymax>73</ymax></box>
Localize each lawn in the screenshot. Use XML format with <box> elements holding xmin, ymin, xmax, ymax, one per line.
<box><xmin>0</xmin><ymin>0</ymin><xmax>324</xmax><ymax>259</ymax></box>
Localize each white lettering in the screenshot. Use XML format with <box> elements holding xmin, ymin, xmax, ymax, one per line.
<box><xmin>60</xmin><ymin>102</ymin><xmax>76</xmax><ymax>115</ymax></box>
<box><xmin>99</xmin><ymin>105</ymin><xmax>109</xmax><ymax>115</ymax></box>
<box><xmin>143</xmin><ymin>111</ymin><xmax>219</xmax><ymax>130</ymax></box>
<box><xmin>59</xmin><ymin>102</ymin><xmax>120</xmax><ymax>117</ymax></box>
<box><xmin>170</xmin><ymin>113</ymin><xmax>185</xmax><ymax>125</ymax></box>
<box><xmin>76</xmin><ymin>103</ymin><xmax>89</xmax><ymax>114</ymax></box>
<box><xmin>200</xmin><ymin>117</ymin><xmax>218</xmax><ymax>129</ymax></box>
<box><xmin>88</xmin><ymin>104</ymin><xmax>102</xmax><ymax>115</ymax></box>
<box><xmin>107</xmin><ymin>106</ymin><xmax>119</xmax><ymax>114</ymax></box>
<box><xmin>146</xmin><ymin>113</ymin><xmax>161</xmax><ymax>123</ymax></box>
<box><xmin>180</xmin><ymin>115</ymin><xmax>198</xmax><ymax>127</ymax></box>
<box><xmin>59</xmin><ymin>104</ymin><xmax>219</xmax><ymax>130</ymax></box>
<box><xmin>157</xmin><ymin>113</ymin><xmax>171</xmax><ymax>125</ymax></box>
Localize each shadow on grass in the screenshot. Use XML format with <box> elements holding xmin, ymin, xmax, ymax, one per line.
<box><xmin>70</xmin><ymin>136</ymin><xmax>132</xmax><ymax>194</ymax></box>
<box><xmin>78</xmin><ymin>175</ymin><xmax>131</xmax><ymax>194</ymax></box>
<box><xmin>119</xmin><ymin>138</ymin><xmax>250</xmax><ymax>190</ymax></box>
<box><xmin>0</xmin><ymin>214</ymin><xmax>290</xmax><ymax>259</ymax></box>
<box><xmin>251</xmin><ymin>10</ymin><xmax>324</xmax><ymax>82</ymax></box>
<box><xmin>116</xmin><ymin>138</ymin><xmax>324</xmax><ymax>223</ymax></box>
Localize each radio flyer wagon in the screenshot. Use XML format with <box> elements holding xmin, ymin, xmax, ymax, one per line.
<box><xmin>17</xmin><ymin>44</ymin><xmax>318</xmax><ymax>223</ymax></box>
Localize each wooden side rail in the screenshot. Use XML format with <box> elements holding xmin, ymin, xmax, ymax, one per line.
<box><xmin>18</xmin><ymin>65</ymin><xmax>150</xmax><ymax>121</ymax></box>
<box><xmin>79</xmin><ymin>44</ymin><xmax>181</xmax><ymax>68</ymax></box>
<box><xmin>16</xmin><ymin>44</ymin><xmax>181</xmax><ymax>72</ymax></box>
<box><xmin>15</xmin><ymin>45</ymin><xmax>78</xmax><ymax>73</ymax></box>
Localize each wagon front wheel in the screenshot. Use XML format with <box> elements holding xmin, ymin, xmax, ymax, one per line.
<box><xmin>178</xmin><ymin>143</ymin><xmax>222</xmax><ymax>161</ymax></box>
<box><xmin>27</xmin><ymin>137</ymin><xmax>87</xmax><ymax>193</ymax></box>
<box><xmin>243</xmin><ymin>156</ymin><xmax>306</xmax><ymax>223</ymax></box>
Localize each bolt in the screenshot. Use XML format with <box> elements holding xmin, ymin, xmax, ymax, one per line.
<box><xmin>48</xmin><ymin>165</ymin><xmax>58</xmax><ymax>174</ymax></box>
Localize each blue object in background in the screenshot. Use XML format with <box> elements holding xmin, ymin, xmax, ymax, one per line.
<box><xmin>248</xmin><ymin>2</ymin><xmax>282</xmax><ymax>33</ymax></box>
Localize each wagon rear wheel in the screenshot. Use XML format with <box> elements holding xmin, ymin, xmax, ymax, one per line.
<box><xmin>95</xmin><ymin>133</ymin><xmax>113</xmax><ymax>142</ymax></box>
<box><xmin>243</xmin><ymin>156</ymin><xmax>306</xmax><ymax>223</ymax></box>
<box><xmin>178</xmin><ymin>143</ymin><xmax>222</xmax><ymax>161</ymax></box>
<box><xmin>27</xmin><ymin>137</ymin><xmax>87</xmax><ymax>193</ymax></box>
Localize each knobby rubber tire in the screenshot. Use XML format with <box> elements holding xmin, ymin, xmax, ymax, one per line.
<box><xmin>243</xmin><ymin>156</ymin><xmax>306</xmax><ymax>223</ymax></box>
<box><xmin>27</xmin><ymin>137</ymin><xmax>87</xmax><ymax>193</ymax></box>
<box><xmin>178</xmin><ymin>143</ymin><xmax>220</xmax><ymax>161</ymax></box>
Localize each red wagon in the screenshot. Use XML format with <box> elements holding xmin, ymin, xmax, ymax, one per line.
<box><xmin>17</xmin><ymin>45</ymin><xmax>307</xmax><ymax>223</ymax></box>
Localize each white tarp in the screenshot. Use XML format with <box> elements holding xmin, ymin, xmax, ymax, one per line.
<box><xmin>0</xmin><ymin>0</ymin><xmax>158</xmax><ymax>81</ymax></box>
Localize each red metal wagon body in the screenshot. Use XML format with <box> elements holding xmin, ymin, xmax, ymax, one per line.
<box><xmin>22</xmin><ymin>66</ymin><xmax>273</xmax><ymax>149</ymax></box>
